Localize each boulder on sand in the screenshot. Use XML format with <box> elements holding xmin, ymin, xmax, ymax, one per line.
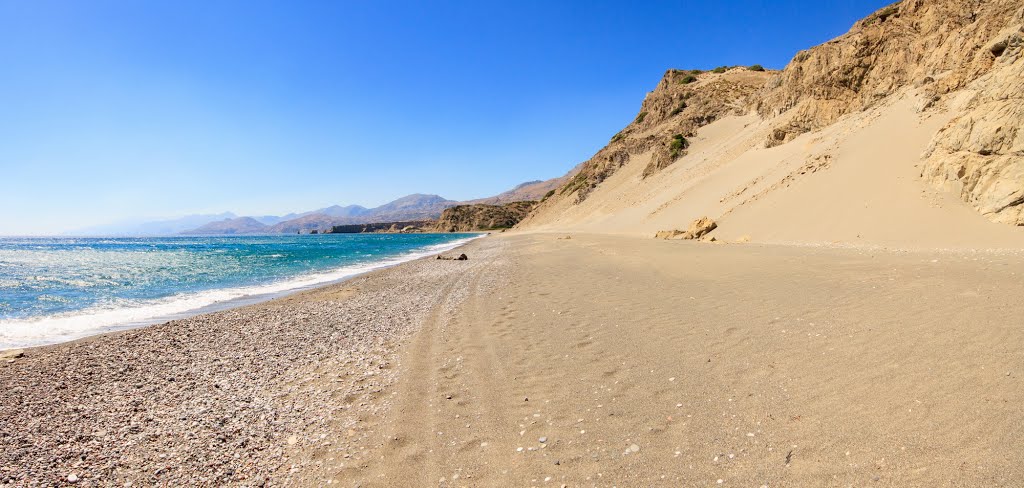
<box><xmin>683</xmin><ymin>217</ymin><xmax>717</xmax><ymax>239</ymax></box>
<box><xmin>436</xmin><ymin>253</ymin><xmax>469</xmax><ymax>261</ymax></box>
<box><xmin>654</xmin><ymin>217</ymin><xmax>718</xmax><ymax>240</ymax></box>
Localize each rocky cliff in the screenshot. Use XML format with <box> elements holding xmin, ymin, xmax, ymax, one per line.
<box><xmin>326</xmin><ymin>221</ymin><xmax>433</xmax><ymax>234</ymax></box>
<box><xmin>556</xmin><ymin>67</ymin><xmax>772</xmax><ymax>203</ymax></box>
<box><xmin>433</xmin><ymin>201</ymin><xmax>536</xmax><ymax>232</ymax></box>
<box><xmin>756</xmin><ymin>0</ymin><xmax>1024</xmax><ymax>224</ymax></box>
<box><xmin>524</xmin><ymin>0</ymin><xmax>1024</xmax><ymax>230</ymax></box>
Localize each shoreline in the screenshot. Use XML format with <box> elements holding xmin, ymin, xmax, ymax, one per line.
<box><xmin>0</xmin><ymin>233</ymin><xmax>484</xmax><ymax>352</ymax></box>
<box><xmin>4</xmin><ymin>233</ymin><xmax>1024</xmax><ymax>486</ymax></box>
<box><xmin>0</xmin><ymin>235</ymin><xmax>500</xmax><ymax>486</ymax></box>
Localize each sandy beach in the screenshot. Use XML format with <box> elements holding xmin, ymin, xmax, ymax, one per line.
<box><xmin>4</xmin><ymin>0</ymin><xmax>1024</xmax><ymax>486</ymax></box>
<box><xmin>4</xmin><ymin>233</ymin><xmax>1024</xmax><ymax>486</ymax></box>
<box><xmin>0</xmin><ymin>238</ymin><xmax>504</xmax><ymax>486</ymax></box>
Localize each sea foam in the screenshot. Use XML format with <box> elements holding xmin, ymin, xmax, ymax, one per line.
<box><xmin>0</xmin><ymin>235</ymin><xmax>480</xmax><ymax>350</ymax></box>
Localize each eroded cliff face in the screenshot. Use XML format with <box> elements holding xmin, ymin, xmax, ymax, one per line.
<box><xmin>433</xmin><ymin>201</ymin><xmax>536</xmax><ymax>232</ymax></box>
<box><xmin>757</xmin><ymin>2</ymin><xmax>1020</xmax><ymax>143</ymax></box>
<box><xmin>528</xmin><ymin>0</ymin><xmax>1024</xmax><ymax>229</ymax></box>
<box><xmin>753</xmin><ymin>0</ymin><xmax>1024</xmax><ymax>224</ymax></box>
<box><xmin>556</xmin><ymin>67</ymin><xmax>772</xmax><ymax>202</ymax></box>
<box><xmin>920</xmin><ymin>17</ymin><xmax>1024</xmax><ymax>225</ymax></box>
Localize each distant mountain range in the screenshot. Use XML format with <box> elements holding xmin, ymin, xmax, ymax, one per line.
<box><xmin>69</xmin><ymin>212</ymin><xmax>238</xmax><ymax>236</ymax></box>
<box><xmin>177</xmin><ymin>177</ymin><xmax>570</xmax><ymax>235</ymax></box>
<box><xmin>67</xmin><ymin>176</ymin><xmax>571</xmax><ymax>237</ymax></box>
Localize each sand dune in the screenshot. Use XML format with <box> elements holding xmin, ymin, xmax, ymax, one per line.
<box><xmin>520</xmin><ymin>1</ymin><xmax>1024</xmax><ymax>248</ymax></box>
<box><xmin>523</xmin><ymin>90</ymin><xmax>1024</xmax><ymax>250</ymax></box>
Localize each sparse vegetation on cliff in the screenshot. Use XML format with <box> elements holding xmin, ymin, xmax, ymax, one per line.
<box><xmin>669</xmin><ymin>100</ymin><xmax>688</xmax><ymax>116</ymax></box>
<box><xmin>433</xmin><ymin>201</ymin><xmax>537</xmax><ymax>232</ymax></box>
<box><xmin>669</xmin><ymin>134</ymin><xmax>688</xmax><ymax>158</ymax></box>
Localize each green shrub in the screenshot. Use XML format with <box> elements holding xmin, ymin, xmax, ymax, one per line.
<box><xmin>748</xmin><ymin>64</ymin><xmax>765</xmax><ymax>71</ymax></box>
<box><xmin>865</xmin><ymin>4</ymin><xmax>899</xmax><ymax>25</ymax></box>
<box><xmin>610</xmin><ymin>131</ymin><xmax>625</xmax><ymax>143</ymax></box>
<box><xmin>560</xmin><ymin>172</ymin><xmax>589</xmax><ymax>195</ymax></box>
<box><xmin>634</xmin><ymin>111</ymin><xmax>648</xmax><ymax>124</ymax></box>
<box><xmin>712</xmin><ymin>66</ymin><xmax>727</xmax><ymax>74</ymax></box>
<box><xmin>669</xmin><ymin>100</ymin><xmax>687</xmax><ymax>116</ymax></box>
<box><xmin>541</xmin><ymin>189</ymin><xmax>555</xmax><ymax>201</ymax></box>
<box><xmin>690</xmin><ymin>69</ymin><xmax>703</xmax><ymax>74</ymax></box>
<box><xmin>679</xmin><ymin>75</ymin><xmax>696</xmax><ymax>85</ymax></box>
<box><xmin>876</xmin><ymin>5</ymin><xmax>898</xmax><ymax>21</ymax></box>
<box><xmin>669</xmin><ymin>134</ymin><xmax>689</xmax><ymax>159</ymax></box>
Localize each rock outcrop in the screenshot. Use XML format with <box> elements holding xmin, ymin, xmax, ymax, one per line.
<box><xmin>655</xmin><ymin>217</ymin><xmax>717</xmax><ymax>240</ymax></box>
<box><xmin>326</xmin><ymin>221</ymin><xmax>433</xmax><ymax>234</ymax></box>
<box><xmin>755</xmin><ymin>0</ymin><xmax>1024</xmax><ymax>224</ymax></box>
<box><xmin>920</xmin><ymin>15</ymin><xmax>1024</xmax><ymax>225</ymax></box>
<box><xmin>433</xmin><ymin>201</ymin><xmax>536</xmax><ymax>232</ymax></box>
<box><xmin>554</xmin><ymin>67</ymin><xmax>773</xmax><ymax>202</ymax></box>
<box><xmin>757</xmin><ymin>2</ymin><xmax>1022</xmax><ymax>144</ymax></box>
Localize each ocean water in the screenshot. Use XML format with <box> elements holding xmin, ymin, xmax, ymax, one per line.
<box><xmin>0</xmin><ymin>233</ymin><xmax>479</xmax><ymax>349</ymax></box>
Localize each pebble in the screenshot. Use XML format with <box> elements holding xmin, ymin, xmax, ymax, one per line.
<box><xmin>0</xmin><ymin>242</ymin><xmax>500</xmax><ymax>485</ymax></box>
<box><xmin>539</xmin><ymin>436</ymin><xmax>548</xmax><ymax>443</ymax></box>
<box><xmin>628</xmin><ymin>444</ymin><xmax>640</xmax><ymax>453</ymax></box>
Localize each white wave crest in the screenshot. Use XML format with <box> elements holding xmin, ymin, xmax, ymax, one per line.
<box><xmin>0</xmin><ymin>235</ymin><xmax>481</xmax><ymax>350</ymax></box>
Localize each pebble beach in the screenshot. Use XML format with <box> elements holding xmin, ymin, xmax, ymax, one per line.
<box><xmin>0</xmin><ymin>238</ymin><xmax>500</xmax><ymax>486</ymax></box>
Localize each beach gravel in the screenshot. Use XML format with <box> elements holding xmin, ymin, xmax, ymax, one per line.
<box><xmin>0</xmin><ymin>239</ymin><xmax>497</xmax><ymax>486</ymax></box>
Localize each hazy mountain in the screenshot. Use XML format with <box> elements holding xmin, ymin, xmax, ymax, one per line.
<box><xmin>265</xmin><ymin>194</ymin><xmax>457</xmax><ymax>234</ymax></box>
<box><xmin>265</xmin><ymin>213</ymin><xmax>344</xmax><ymax>234</ymax></box>
<box><xmin>172</xmin><ymin>179</ymin><xmax>567</xmax><ymax>235</ymax></box>
<box><xmin>251</xmin><ymin>215</ymin><xmax>287</xmax><ymax>226</ymax></box>
<box><xmin>366</xmin><ymin>194</ymin><xmax>457</xmax><ymax>221</ymax></box>
<box><xmin>181</xmin><ymin>217</ymin><xmax>269</xmax><ymax>235</ymax></box>
<box><xmin>464</xmin><ymin>176</ymin><xmax>573</xmax><ymax>205</ymax></box>
<box><xmin>318</xmin><ymin>205</ymin><xmax>369</xmax><ymax>218</ymax></box>
<box><xmin>69</xmin><ymin>212</ymin><xmax>237</xmax><ymax>236</ymax></box>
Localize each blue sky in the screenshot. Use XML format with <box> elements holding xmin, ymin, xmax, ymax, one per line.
<box><xmin>0</xmin><ymin>0</ymin><xmax>891</xmax><ymax>235</ymax></box>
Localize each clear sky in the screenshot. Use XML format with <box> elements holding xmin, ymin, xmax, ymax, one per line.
<box><xmin>0</xmin><ymin>0</ymin><xmax>891</xmax><ymax>235</ymax></box>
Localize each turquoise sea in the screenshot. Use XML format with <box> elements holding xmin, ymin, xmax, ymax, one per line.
<box><xmin>0</xmin><ymin>233</ymin><xmax>479</xmax><ymax>349</ymax></box>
